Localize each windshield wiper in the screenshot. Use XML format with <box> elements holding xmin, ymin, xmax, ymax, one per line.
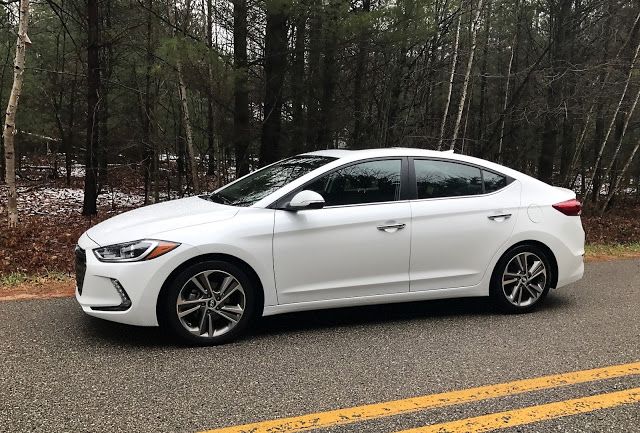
<box><xmin>201</xmin><ymin>192</ymin><xmax>233</xmax><ymax>205</ymax></box>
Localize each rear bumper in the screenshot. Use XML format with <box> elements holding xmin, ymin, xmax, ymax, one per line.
<box><xmin>554</xmin><ymin>217</ymin><xmax>585</xmax><ymax>289</ymax></box>
<box><xmin>555</xmin><ymin>251</ymin><xmax>584</xmax><ymax>288</ymax></box>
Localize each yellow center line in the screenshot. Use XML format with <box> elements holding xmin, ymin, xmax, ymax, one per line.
<box><xmin>199</xmin><ymin>361</ymin><xmax>640</xmax><ymax>433</ymax></box>
<box><xmin>393</xmin><ymin>387</ymin><xmax>640</xmax><ymax>433</ymax></box>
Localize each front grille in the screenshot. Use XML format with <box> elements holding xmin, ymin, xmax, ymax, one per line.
<box><xmin>74</xmin><ymin>246</ymin><xmax>86</xmax><ymax>295</ymax></box>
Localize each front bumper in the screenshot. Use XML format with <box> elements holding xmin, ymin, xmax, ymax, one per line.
<box><xmin>75</xmin><ymin>232</ymin><xmax>194</xmax><ymax>326</ymax></box>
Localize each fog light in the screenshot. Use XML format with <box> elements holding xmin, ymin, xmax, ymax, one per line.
<box><xmin>91</xmin><ymin>279</ymin><xmax>131</xmax><ymax>311</ymax></box>
<box><xmin>111</xmin><ymin>279</ymin><xmax>132</xmax><ymax>309</ymax></box>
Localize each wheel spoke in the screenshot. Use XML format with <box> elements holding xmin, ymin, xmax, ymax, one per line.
<box><xmin>528</xmin><ymin>260</ymin><xmax>542</xmax><ymax>277</ymax></box>
<box><xmin>177</xmin><ymin>297</ymin><xmax>207</xmax><ymax>306</ymax></box>
<box><xmin>524</xmin><ymin>284</ymin><xmax>537</xmax><ymax>298</ymax></box>
<box><xmin>509</xmin><ymin>284</ymin><xmax>520</xmax><ymax>301</ymax></box>
<box><xmin>528</xmin><ymin>283</ymin><xmax>543</xmax><ymax>294</ymax></box>
<box><xmin>517</xmin><ymin>284</ymin><xmax>523</xmax><ymax>304</ymax></box>
<box><xmin>528</xmin><ymin>268</ymin><xmax>546</xmax><ymax>283</ymax></box>
<box><xmin>199</xmin><ymin>272</ymin><xmax>214</xmax><ymax>295</ymax></box>
<box><xmin>178</xmin><ymin>305</ymin><xmax>202</xmax><ymax>318</ymax></box>
<box><xmin>199</xmin><ymin>310</ymin><xmax>208</xmax><ymax>335</ymax></box>
<box><xmin>190</xmin><ymin>276</ymin><xmax>208</xmax><ymax>295</ymax></box>
<box><xmin>515</xmin><ymin>254</ymin><xmax>526</xmax><ymax>273</ymax></box>
<box><xmin>207</xmin><ymin>313</ymin><xmax>214</xmax><ymax>337</ymax></box>
<box><xmin>217</xmin><ymin>275</ymin><xmax>237</xmax><ymax>295</ymax></box>
<box><xmin>213</xmin><ymin>309</ymin><xmax>239</xmax><ymax>324</ymax></box>
<box><xmin>503</xmin><ymin>277</ymin><xmax>518</xmax><ymax>285</ymax></box>
<box><xmin>218</xmin><ymin>285</ymin><xmax>240</xmax><ymax>305</ymax></box>
<box><xmin>220</xmin><ymin>304</ymin><xmax>243</xmax><ymax>315</ymax></box>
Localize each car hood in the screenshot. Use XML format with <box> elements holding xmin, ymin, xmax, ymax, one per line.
<box><xmin>86</xmin><ymin>196</ymin><xmax>238</xmax><ymax>246</ymax></box>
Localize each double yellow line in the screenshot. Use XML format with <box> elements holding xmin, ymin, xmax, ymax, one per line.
<box><xmin>200</xmin><ymin>361</ymin><xmax>640</xmax><ymax>433</ymax></box>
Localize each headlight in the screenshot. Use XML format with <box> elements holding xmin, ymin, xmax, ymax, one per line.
<box><xmin>93</xmin><ymin>240</ymin><xmax>180</xmax><ymax>262</ymax></box>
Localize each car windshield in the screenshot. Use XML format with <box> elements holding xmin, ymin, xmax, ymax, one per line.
<box><xmin>202</xmin><ymin>155</ymin><xmax>337</xmax><ymax>207</ymax></box>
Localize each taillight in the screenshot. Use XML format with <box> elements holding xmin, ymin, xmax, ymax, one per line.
<box><xmin>552</xmin><ymin>199</ymin><xmax>582</xmax><ymax>216</ymax></box>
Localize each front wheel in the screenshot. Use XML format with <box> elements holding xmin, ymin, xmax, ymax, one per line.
<box><xmin>158</xmin><ymin>260</ymin><xmax>258</xmax><ymax>345</ymax></box>
<box><xmin>490</xmin><ymin>245</ymin><xmax>553</xmax><ymax>313</ymax></box>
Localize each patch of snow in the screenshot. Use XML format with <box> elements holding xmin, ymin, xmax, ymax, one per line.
<box><xmin>0</xmin><ymin>186</ymin><xmax>147</xmax><ymax>216</ymax></box>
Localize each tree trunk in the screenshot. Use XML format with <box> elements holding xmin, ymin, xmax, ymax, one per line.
<box><xmin>142</xmin><ymin>0</ymin><xmax>153</xmax><ymax>204</ymax></box>
<box><xmin>598</xmin><ymin>74</ymin><xmax>640</xmax><ymax>201</ymax></box>
<box><xmin>317</xmin><ymin>0</ymin><xmax>339</xmax><ymax>150</ymax></box>
<box><xmin>601</xmin><ymin>141</ymin><xmax>640</xmax><ymax>213</ymax></box>
<box><xmin>83</xmin><ymin>0</ymin><xmax>100</xmax><ymax>216</ymax></box>
<box><xmin>437</xmin><ymin>14</ymin><xmax>460</xmax><ymax>150</ymax></box>
<box><xmin>586</xmin><ymin>23</ymin><xmax>640</xmax><ymax>200</ymax></box>
<box><xmin>476</xmin><ymin>0</ymin><xmax>491</xmax><ymax>157</ymax></box>
<box><xmin>260</xmin><ymin>1</ymin><xmax>288</xmax><ymax>166</ymax></box>
<box><xmin>305</xmin><ymin>0</ymin><xmax>322</xmax><ymax>150</ymax></box>
<box><xmin>352</xmin><ymin>0</ymin><xmax>371</xmax><ymax>150</ymax></box>
<box><xmin>206</xmin><ymin>0</ymin><xmax>216</xmax><ymax>177</ymax></box>
<box><xmin>537</xmin><ymin>1</ymin><xmax>572</xmax><ymax>184</ymax></box>
<box><xmin>3</xmin><ymin>0</ymin><xmax>30</xmax><ymax>227</ymax></box>
<box><xmin>497</xmin><ymin>31</ymin><xmax>516</xmax><ymax>162</ymax></box>
<box><xmin>0</xmin><ymin>7</ymin><xmax>12</xmax><ymax>183</ymax></box>
<box><xmin>176</xmin><ymin>60</ymin><xmax>200</xmax><ymax>194</ymax></box>
<box><xmin>291</xmin><ymin>7</ymin><xmax>306</xmax><ymax>155</ymax></box>
<box><xmin>450</xmin><ymin>0</ymin><xmax>484</xmax><ymax>151</ymax></box>
<box><xmin>233</xmin><ymin>0</ymin><xmax>250</xmax><ymax>176</ymax></box>
<box><xmin>65</xmin><ymin>60</ymin><xmax>78</xmax><ymax>187</ymax></box>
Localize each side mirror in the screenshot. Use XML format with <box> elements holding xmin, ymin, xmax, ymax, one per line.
<box><xmin>286</xmin><ymin>190</ymin><xmax>325</xmax><ymax>211</ymax></box>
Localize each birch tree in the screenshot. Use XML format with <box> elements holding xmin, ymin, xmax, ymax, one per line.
<box><xmin>3</xmin><ymin>0</ymin><xmax>30</xmax><ymax>227</ymax></box>
<box><xmin>436</xmin><ymin>15</ymin><xmax>460</xmax><ymax>150</ymax></box>
<box><xmin>450</xmin><ymin>0</ymin><xmax>484</xmax><ymax>150</ymax></box>
<box><xmin>585</xmin><ymin>34</ymin><xmax>640</xmax><ymax>201</ymax></box>
<box><xmin>170</xmin><ymin>1</ymin><xmax>199</xmax><ymax>194</ymax></box>
<box><xmin>497</xmin><ymin>33</ymin><xmax>516</xmax><ymax>162</ymax></box>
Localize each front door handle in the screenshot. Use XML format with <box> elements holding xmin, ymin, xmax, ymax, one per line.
<box><xmin>377</xmin><ymin>223</ymin><xmax>406</xmax><ymax>233</ymax></box>
<box><xmin>488</xmin><ymin>214</ymin><xmax>512</xmax><ymax>221</ymax></box>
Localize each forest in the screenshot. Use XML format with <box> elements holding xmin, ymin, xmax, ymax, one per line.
<box><xmin>2</xmin><ymin>0</ymin><xmax>640</xmax><ymax>227</ymax></box>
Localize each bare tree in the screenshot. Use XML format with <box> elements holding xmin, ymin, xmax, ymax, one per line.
<box><xmin>451</xmin><ymin>0</ymin><xmax>484</xmax><ymax>150</ymax></box>
<box><xmin>170</xmin><ymin>1</ymin><xmax>199</xmax><ymax>194</ymax></box>
<box><xmin>3</xmin><ymin>0</ymin><xmax>30</xmax><ymax>227</ymax></box>
<box><xmin>586</xmin><ymin>33</ymin><xmax>640</xmax><ymax>201</ymax></box>
<box><xmin>83</xmin><ymin>0</ymin><xmax>101</xmax><ymax>216</ymax></box>
<box><xmin>437</xmin><ymin>14</ymin><xmax>460</xmax><ymax>150</ymax></box>
<box><xmin>497</xmin><ymin>32</ymin><xmax>516</xmax><ymax>162</ymax></box>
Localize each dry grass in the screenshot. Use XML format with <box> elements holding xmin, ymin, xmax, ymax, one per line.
<box><xmin>584</xmin><ymin>242</ymin><xmax>640</xmax><ymax>262</ymax></box>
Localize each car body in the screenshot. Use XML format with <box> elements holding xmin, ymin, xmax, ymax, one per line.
<box><xmin>75</xmin><ymin>148</ymin><xmax>585</xmax><ymax>344</ymax></box>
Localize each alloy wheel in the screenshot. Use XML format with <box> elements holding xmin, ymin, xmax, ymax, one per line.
<box><xmin>501</xmin><ymin>252</ymin><xmax>547</xmax><ymax>307</ymax></box>
<box><xmin>176</xmin><ymin>270</ymin><xmax>246</xmax><ymax>338</ymax></box>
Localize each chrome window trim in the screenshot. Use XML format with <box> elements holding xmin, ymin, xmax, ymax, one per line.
<box><xmin>409</xmin><ymin>157</ymin><xmax>513</xmax><ymax>200</ymax></box>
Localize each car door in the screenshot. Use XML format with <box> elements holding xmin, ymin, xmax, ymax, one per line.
<box><xmin>409</xmin><ymin>158</ymin><xmax>521</xmax><ymax>291</ymax></box>
<box><xmin>273</xmin><ymin>158</ymin><xmax>411</xmax><ymax>304</ymax></box>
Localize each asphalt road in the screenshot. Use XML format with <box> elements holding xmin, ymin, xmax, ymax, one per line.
<box><xmin>1</xmin><ymin>259</ymin><xmax>639</xmax><ymax>433</ymax></box>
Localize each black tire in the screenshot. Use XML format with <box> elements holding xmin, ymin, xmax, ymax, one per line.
<box><xmin>158</xmin><ymin>260</ymin><xmax>258</xmax><ymax>345</ymax></box>
<box><xmin>490</xmin><ymin>244</ymin><xmax>553</xmax><ymax>313</ymax></box>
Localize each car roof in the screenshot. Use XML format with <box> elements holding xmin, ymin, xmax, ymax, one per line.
<box><xmin>301</xmin><ymin>147</ymin><xmax>530</xmax><ymax>181</ymax></box>
<box><xmin>303</xmin><ymin>147</ymin><xmax>450</xmax><ymax>159</ymax></box>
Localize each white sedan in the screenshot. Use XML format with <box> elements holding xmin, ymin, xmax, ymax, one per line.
<box><xmin>75</xmin><ymin>148</ymin><xmax>585</xmax><ymax>344</ymax></box>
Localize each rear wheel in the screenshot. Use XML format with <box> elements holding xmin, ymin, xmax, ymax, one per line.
<box><xmin>159</xmin><ymin>260</ymin><xmax>258</xmax><ymax>345</ymax></box>
<box><xmin>490</xmin><ymin>245</ymin><xmax>553</xmax><ymax>313</ymax></box>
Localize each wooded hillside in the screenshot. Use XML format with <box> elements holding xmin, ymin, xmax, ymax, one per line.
<box><xmin>2</xmin><ymin>0</ymin><xmax>640</xmax><ymax>220</ymax></box>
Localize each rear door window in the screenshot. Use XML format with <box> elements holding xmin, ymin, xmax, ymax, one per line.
<box><xmin>414</xmin><ymin>160</ymin><xmax>482</xmax><ymax>199</ymax></box>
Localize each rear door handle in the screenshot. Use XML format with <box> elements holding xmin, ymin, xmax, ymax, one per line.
<box><xmin>488</xmin><ymin>214</ymin><xmax>512</xmax><ymax>221</ymax></box>
<box><xmin>377</xmin><ymin>223</ymin><xmax>406</xmax><ymax>233</ymax></box>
